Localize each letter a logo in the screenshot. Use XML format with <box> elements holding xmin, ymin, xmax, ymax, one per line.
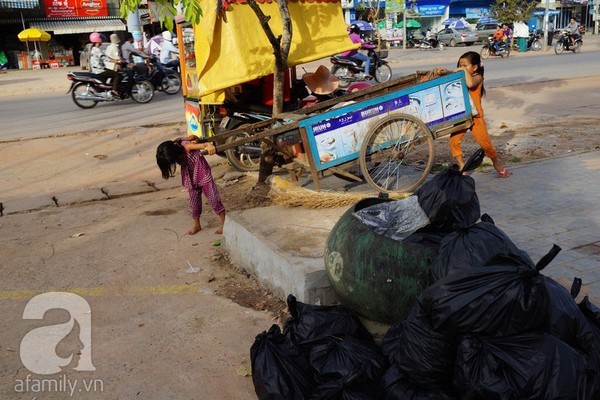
<box><xmin>20</xmin><ymin>292</ymin><xmax>96</xmax><ymax>375</ymax></box>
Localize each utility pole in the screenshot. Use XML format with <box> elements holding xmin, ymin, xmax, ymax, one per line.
<box><xmin>594</xmin><ymin>0</ymin><xmax>600</xmax><ymax>35</ymax></box>
<box><xmin>542</xmin><ymin>0</ymin><xmax>550</xmax><ymax>51</ymax></box>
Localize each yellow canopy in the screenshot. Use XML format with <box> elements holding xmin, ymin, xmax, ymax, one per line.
<box><xmin>194</xmin><ymin>0</ymin><xmax>358</xmax><ymax>97</ymax></box>
<box><xmin>18</xmin><ymin>28</ymin><xmax>52</xmax><ymax>42</ymax></box>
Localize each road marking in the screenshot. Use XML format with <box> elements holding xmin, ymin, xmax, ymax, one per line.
<box><xmin>0</xmin><ymin>284</ymin><xmax>199</xmax><ymax>300</ymax></box>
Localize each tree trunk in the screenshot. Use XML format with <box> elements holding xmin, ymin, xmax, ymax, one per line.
<box><xmin>247</xmin><ymin>0</ymin><xmax>293</xmax><ymax>185</ymax></box>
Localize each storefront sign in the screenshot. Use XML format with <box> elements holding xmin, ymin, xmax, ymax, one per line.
<box><xmin>45</xmin><ymin>0</ymin><xmax>107</xmax><ymax>18</ymax></box>
<box><xmin>354</xmin><ymin>0</ymin><xmax>386</xmax><ymax>8</ymax></box>
<box><xmin>385</xmin><ymin>0</ymin><xmax>404</xmax><ymax>13</ymax></box>
<box><xmin>466</xmin><ymin>7</ymin><xmax>489</xmax><ymax>19</ymax></box>
<box><xmin>417</xmin><ymin>5</ymin><xmax>446</xmax><ymax>16</ymax></box>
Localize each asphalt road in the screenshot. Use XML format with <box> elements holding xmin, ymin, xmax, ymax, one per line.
<box><xmin>1</xmin><ymin>90</ymin><xmax>184</xmax><ymax>141</ymax></box>
<box><xmin>391</xmin><ymin>47</ymin><xmax>600</xmax><ymax>87</ymax></box>
<box><xmin>1</xmin><ymin>48</ymin><xmax>599</xmax><ymax>141</ymax></box>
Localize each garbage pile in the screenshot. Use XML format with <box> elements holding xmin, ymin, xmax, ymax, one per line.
<box><xmin>251</xmin><ymin>151</ymin><xmax>600</xmax><ymax>399</ymax></box>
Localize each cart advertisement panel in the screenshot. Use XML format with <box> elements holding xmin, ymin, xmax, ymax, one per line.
<box><xmin>299</xmin><ymin>72</ymin><xmax>472</xmax><ymax>171</ymax></box>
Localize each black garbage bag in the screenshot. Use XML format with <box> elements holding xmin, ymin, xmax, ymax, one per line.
<box><xmin>414</xmin><ymin>150</ymin><xmax>484</xmax><ymax>232</ymax></box>
<box><xmin>430</xmin><ymin>215</ymin><xmax>534</xmax><ymax>282</ymax></box>
<box><xmin>418</xmin><ymin>258</ymin><xmax>549</xmax><ymax>337</ymax></box>
<box><xmin>307</xmin><ymin>336</ymin><xmax>386</xmax><ymax>384</ymax></box>
<box><xmin>380</xmin><ymin>365</ymin><xmax>456</xmax><ymax>400</ymax></box>
<box><xmin>453</xmin><ymin>333</ymin><xmax>588</xmax><ymax>400</ymax></box>
<box><xmin>283</xmin><ymin>295</ymin><xmax>372</xmax><ymax>344</ymax></box>
<box><xmin>250</xmin><ymin>324</ymin><xmax>315</xmax><ymax>400</ymax></box>
<box><xmin>310</xmin><ymin>366</ymin><xmax>384</xmax><ymax>400</ymax></box>
<box><xmin>545</xmin><ymin>277</ymin><xmax>596</xmax><ymax>350</ymax></box>
<box><xmin>382</xmin><ymin>312</ymin><xmax>456</xmax><ymax>388</ymax></box>
<box><xmin>403</xmin><ymin>229</ymin><xmax>447</xmax><ymax>251</ymax></box>
<box><xmin>579</xmin><ymin>296</ymin><xmax>600</xmax><ymax>398</ymax></box>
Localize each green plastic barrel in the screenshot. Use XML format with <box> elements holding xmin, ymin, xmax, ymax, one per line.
<box><xmin>324</xmin><ymin>198</ymin><xmax>437</xmax><ymax>324</ymax></box>
<box><xmin>517</xmin><ymin>37</ymin><xmax>527</xmax><ymax>52</ymax></box>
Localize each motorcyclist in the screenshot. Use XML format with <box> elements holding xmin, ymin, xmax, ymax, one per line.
<box><xmin>121</xmin><ymin>32</ymin><xmax>150</xmax><ymax>64</ymax></box>
<box><xmin>88</xmin><ymin>32</ymin><xmax>119</xmax><ymax>96</ymax></box>
<box><xmin>566</xmin><ymin>18</ymin><xmax>580</xmax><ymax>47</ymax></box>
<box><xmin>159</xmin><ymin>31</ymin><xmax>180</xmax><ymax>71</ymax></box>
<box><xmin>340</xmin><ymin>24</ymin><xmax>375</xmax><ymax>79</ymax></box>
<box><xmin>492</xmin><ymin>25</ymin><xmax>505</xmax><ymax>54</ymax></box>
<box><xmin>425</xmin><ymin>28</ymin><xmax>437</xmax><ymax>47</ymax></box>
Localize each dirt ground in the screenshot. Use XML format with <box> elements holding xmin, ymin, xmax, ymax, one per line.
<box><xmin>1</xmin><ymin>76</ymin><xmax>599</xmax><ymax>398</ymax></box>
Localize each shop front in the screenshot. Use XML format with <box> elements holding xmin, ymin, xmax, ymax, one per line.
<box><xmin>1</xmin><ymin>0</ymin><xmax>125</xmax><ymax>69</ymax></box>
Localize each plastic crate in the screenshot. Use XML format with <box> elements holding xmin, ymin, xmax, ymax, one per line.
<box><xmin>376</xmin><ymin>50</ymin><xmax>388</xmax><ymax>59</ymax></box>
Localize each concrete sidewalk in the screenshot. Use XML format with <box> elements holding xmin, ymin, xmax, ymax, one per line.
<box><xmin>223</xmin><ymin>150</ymin><xmax>600</xmax><ymax>312</ymax></box>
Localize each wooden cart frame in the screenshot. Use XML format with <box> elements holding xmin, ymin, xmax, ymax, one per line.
<box><xmin>210</xmin><ymin>71</ymin><xmax>474</xmax><ymax>194</ymax></box>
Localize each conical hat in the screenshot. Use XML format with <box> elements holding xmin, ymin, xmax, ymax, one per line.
<box><xmin>302</xmin><ymin>65</ymin><xmax>340</xmax><ymax>95</ymax></box>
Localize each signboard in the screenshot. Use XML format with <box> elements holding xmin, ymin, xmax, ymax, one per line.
<box><xmin>300</xmin><ymin>73</ymin><xmax>472</xmax><ymax>172</ymax></box>
<box><xmin>385</xmin><ymin>0</ymin><xmax>404</xmax><ymax>13</ymax></box>
<box><xmin>417</xmin><ymin>5</ymin><xmax>446</xmax><ymax>17</ymax></box>
<box><xmin>45</xmin><ymin>0</ymin><xmax>107</xmax><ymax>18</ymax></box>
<box><xmin>466</xmin><ymin>7</ymin><xmax>489</xmax><ymax>19</ymax></box>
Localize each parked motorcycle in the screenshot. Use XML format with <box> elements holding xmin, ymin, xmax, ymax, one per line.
<box><xmin>418</xmin><ymin>37</ymin><xmax>445</xmax><ymax>51</ymax></box>
<box><xmin>330</xmin><ymin>48</ymin><xmax>392</xmax><ymax>87</ymax></box>
<box><xmin>480</xmin><ymin>35</ymin><xmax>510</xmax><ymax>59</ymax></box>
<box><xmin>554</xmin><ymin>31</ymin><xmax>583</xmax><ymax>54</ymax></box>
<box><xmin>135</xmin><ymin>57</ymin><xmax>182</xmax><ymax>95</ymax></box>
<box><xmin>218</xmin><ymin>82</ymin><xmax>370</xmax><ymax>171</ymax></box>
<box><xmin>527</xmin><ymin>30</ymin><xmax>543</xmax><ymax>51</ymax></box>
<box><xmin>67</xmin><ymin>67</ymin><xmax>154</xmax><ymax>109</ymax></box>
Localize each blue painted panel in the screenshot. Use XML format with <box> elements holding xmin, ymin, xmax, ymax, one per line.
<box><xmin>299</xmin><ymin>72</ymin><xmax>472</xmax><ymax>172</ymax></box>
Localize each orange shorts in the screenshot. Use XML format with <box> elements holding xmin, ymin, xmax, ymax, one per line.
<box><xmin>449</xmin><ymin>116</ymin><xmax>497</xmax><ymax>160</ymax></box>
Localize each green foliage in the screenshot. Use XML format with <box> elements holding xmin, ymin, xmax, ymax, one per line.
<box><xmin>490</xmin><ymin>0</ymin><xmax>540</xmax><ymax>24</ymax></box>
<box><xmin>120</xmin><ymin>0</ymin><xmax>203</xmax><ymax>31</ymax></box>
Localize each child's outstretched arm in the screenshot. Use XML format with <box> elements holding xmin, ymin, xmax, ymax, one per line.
<box><xmin>183</xmin><ymin>142</ymin><xmax>217</xmax><ymax>155</ymax></box>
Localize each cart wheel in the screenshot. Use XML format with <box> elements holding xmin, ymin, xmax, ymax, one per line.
<box><xmin>359</xmin><ymin>113</ymin><xmax>434</xmax><ymax>194</ymax></box>
<box><xmin>225</xmin><ymin>131</ymin><xmax>261</xmax><ymax>172</ymax></box>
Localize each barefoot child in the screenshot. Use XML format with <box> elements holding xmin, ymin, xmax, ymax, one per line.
<box><xmin>156</xmin><ymin>136</ymin><xmax>226</xmax><ymax>234</ymax></box>
<box><xmin>439</xmin><ymin>51</ymin><xmax>510</xmax><ymax>178</ymax></box>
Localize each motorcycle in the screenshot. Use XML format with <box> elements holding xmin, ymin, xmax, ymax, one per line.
<box><xmin>217</xmin><ymin>82</ymin><xmax>370</xmax><ymax>171</ymax></box>
<box><xmin>67</xmin><ymin>66</ymin><xmax>154</xmax><ymax>109</ymax></box>
<box><xmin>330</xmin><ymin>47</ymin><xmax>392</xmax><ymax>88</ymax></box>
<box><xmin>527</xmin><ymin>30</ymin><xmax>543</xmax><ymax>51</ymax></box>
<box><xmin>405</xmin><ymin>34</ymin><xmax>418</xmax><ymax>49</ymax></box>
<box><xmin>554</xmin><ymin>31</ymin><xmax>583</xmax><ymax>54</ymax></box>
<box><xmin>480</xmin><ymin>35</ymin><xmax>510</xmax><ymax>59</ymax></box>
<box><xmin>418</xmin><ymin>37</ymin><xmax>445</xmax><ymax>51</ymax></box>
<box><xmin>134</xmin><ymin>57</ymin><xmax>182</xmax><ymax>95</ymax></box>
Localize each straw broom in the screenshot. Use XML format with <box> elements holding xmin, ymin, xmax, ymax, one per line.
<box><xmin>270</xmin><ymin>176</ymin><xmax>411</xmax><ymax>209</ymax></box>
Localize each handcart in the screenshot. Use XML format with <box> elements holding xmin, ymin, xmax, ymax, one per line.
<box><xmin>211</xmin><ymin>70</ymin><xmax>474</xmax><ymax>194</ymax></box>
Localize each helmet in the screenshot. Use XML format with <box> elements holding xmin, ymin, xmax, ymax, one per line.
<box><xmin>89</xmin><ymin>32</ymin><xmax>102</xmax><ymax>43</ymax></box>
<box><xmin>162</xmin><ymin>31</ymin><xmax>172</xmax><ymax>41</ymax></box>
<box><xmin>349</xmin><ymin>24</ymin><xmax>360</xmax><ymax>34</ymax></box>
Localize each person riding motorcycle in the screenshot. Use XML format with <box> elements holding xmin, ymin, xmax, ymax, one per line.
<box><xmin>88</xmin><ymin>32</ymin><xmax>119</xmax><ymax>96</ymax></box>
<box><xmin>160</xmin><ymin>31</ymin><xmax>180</xmax><ymax>71</ymax></box>
<box><xmin>566</xmin><ymin>18</ymin><xmax>580</xmax><ymax>47</ymax></box>
<box><xmin>492</xmin><ymin>26</ymin><xmax>506</xmax><ymax>54</ymax></box>
<box><xmin>340</xmin><ymin>24</ymin><xmax>375</xmax><ymax>79</ymax></box>
<box><xmin>425</xmin><ymin>28</ymin><xmax>437</xmax><ymax>47</ymax></box>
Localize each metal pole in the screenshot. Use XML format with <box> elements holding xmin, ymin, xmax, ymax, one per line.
<box><xmin>403</xmin><ymin>8</ymin><xmax>406</xmax><ymax>49</ymax></box>
<box><xmin>542</xmin><ymin>0</ymin><xmax>550</xmax><ymax>51</ymax></box>
<box><xmin>594</xmin><ymin>0</ymin><xmax>600</xmax><ymax>35</ymax></box>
